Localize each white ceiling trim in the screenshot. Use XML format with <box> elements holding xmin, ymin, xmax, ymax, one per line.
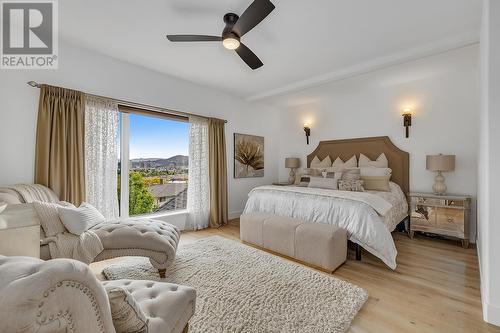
<box><xmin>246</xmin><ymin>32</ymin><xmax>479</xmax><ymax>102</ymax></box>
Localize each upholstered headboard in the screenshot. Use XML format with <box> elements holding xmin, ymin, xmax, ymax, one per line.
<box><xmin>307</xmin><ymin>136</ymin><xmax>410</xmax><ymax>196</ymax></box>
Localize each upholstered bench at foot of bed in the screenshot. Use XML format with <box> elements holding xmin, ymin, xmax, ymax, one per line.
<box><xmin>92</xmin><ymin>219</ymin><xmax>181</xmax><ymax>278</ymax></box>
<box><xmin>240</xmin><ymin>213</ymin><xmax>347</xmax><ymax>272</ymax></box>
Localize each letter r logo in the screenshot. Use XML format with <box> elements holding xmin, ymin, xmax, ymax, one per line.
<box><xmin>2</xmin><ymin>2</ymin><xmax>53</xmax><ymax>54</ymax></box>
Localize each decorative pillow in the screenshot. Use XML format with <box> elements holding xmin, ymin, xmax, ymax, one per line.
<box><xmin>361</xmin><ymin>175</ymin><xmax>391</xmax><ymax>191</ymax></box>
<box><xmin>332</xmin><ymin>155</ymin><xmax>357</xmax><ymax>169</ymax></box>
<box><xmin>104</xmin><ymin>285</ymin><xmax>149</xmax><ymax>333</ymax></box>
<box><xmin>341</xmin><ymin>168</ymin><xmax>361</xmax><ymax>181</ymax></box>
<box><xmin>33</xmin><ymin>201</ymin><xmax>72</xmax><ymax>237</ymax></box>
<box><xmin>359</xmin><ymin>167</ymin><xmax>392</xmax><ymax>177</ymax></box>
<box><xmin>310</xmin><ymin>156</ymin><xmax>332</xmax><ymax>168</ymax></box>
<box><xmin>324</xmin><ymin>171</ymin><xmax>342</xmax><ymax>179</ymax></box>
<box><xmin>58</xmin><ymin>202</ymin><xmax>106</xmax><ymax>235</ymax></box>
<box><xmin>294</xmin><ymin>168</ymin><xmax>322</xmax><ymax>184</ymax></box>
<box><xmin>308</xmin><ymin>176</ymin><xmax>339</xmax><ymax>190</ymax></box>
<box><xmin>298</xmin><ymin>175</ymin><xmax>323</xmax><ymax>187</ymax></box>
<box><xmin>358</xmin><ymin>153</ymin><xmax>388</xmax><ymax>168</ymax></box>
<box><xmin>338</xmin><ymin>179</ymin><xmax>365</xmax><ymax>192</ymax></box>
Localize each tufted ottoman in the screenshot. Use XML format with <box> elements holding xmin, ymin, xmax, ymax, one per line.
<box><xmin>92</xmin><ymin>219</ymin><xmax>180</xmax><ymax>278</ymax></box>
<box><xmin>102</xmin><ymin>279</ymin><xmax>196</xmax><ymax>333</ymax></box>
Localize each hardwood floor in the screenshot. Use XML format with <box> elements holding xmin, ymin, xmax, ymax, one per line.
<box><xmin>92</xmin><ymin>219</ymin><xmax>500</xmax><ymax>333</ymax></box>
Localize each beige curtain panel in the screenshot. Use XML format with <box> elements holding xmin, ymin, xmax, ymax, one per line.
<box><xmin>35</xmin><ymin>85</ymin><xmax>86</xmax><ymax>206</ymax></box>
<box><xmin>208</xmin><ymin>118</ymin><xmax>228</xmax><ymax>228</ymax></box>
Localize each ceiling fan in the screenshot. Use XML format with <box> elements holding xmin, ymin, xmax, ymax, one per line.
<box><xmin>166</xmin><ymin>0</ymin><xmax>275</xmax><ymax>70</ymax></box>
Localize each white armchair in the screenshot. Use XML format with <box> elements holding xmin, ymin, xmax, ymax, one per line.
<box><xmin>0</xmin><ymin>256</ymin><xmax>196</xmax><ymax>333</ymax></box>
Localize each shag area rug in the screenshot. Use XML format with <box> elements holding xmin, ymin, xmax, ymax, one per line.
<box><xmin>103</xmin><ymin>236</ymin><xmax>368</xmax><ymax>333</ymax></box>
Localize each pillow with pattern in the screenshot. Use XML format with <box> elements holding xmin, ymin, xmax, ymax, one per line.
<box><xmin>338</xmin><ymin>179</ymin><xmax>365</xmax><ymax>192</ymax></box>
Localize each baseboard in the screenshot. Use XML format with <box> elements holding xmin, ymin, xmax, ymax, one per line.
<box><xmin>229</xmin><ymin>211</ymin><xmax>243</xmax><ymax>220</ymax></box>
<box><xmin>484</xmin><ymin>301</ymin><xmax>500</xmax><ymax>326</ymax></box>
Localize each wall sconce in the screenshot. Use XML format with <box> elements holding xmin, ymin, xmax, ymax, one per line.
<box><xmin>303</xmin><ymin>123</ymin><xmax>311</xmax><ymax>145</ymax></box>
<box><xmin>402</xmin><ymin>108</ymin><xmax>412</xmax><ymax>138</ymax></box>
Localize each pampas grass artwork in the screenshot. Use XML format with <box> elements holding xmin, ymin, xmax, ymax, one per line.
<box><xmin>234</xmin><ymin>133</ymin><xmax>264</xmax><ymax>178</ymax></box>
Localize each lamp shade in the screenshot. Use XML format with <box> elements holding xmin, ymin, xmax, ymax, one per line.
<box><xmin>285</xmin><ymin>157</ymin><xmax>301</xmax><ymax>169</ymax></box>
<box><xmin>426</xmin><ymin>154</ymin><xmax>455</xmax><ymax>172</ymax></box>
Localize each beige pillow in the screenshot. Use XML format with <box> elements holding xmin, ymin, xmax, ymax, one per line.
<box><xmin>294</xmin><ymin>168</ymin><xmax>322</xmax><ymax>185</ymax></box>
<box><xmin>33</xmin><ymin>201</ymin><xmax>72</xmax><ymax>237</ymax></box>
<box><xmin>105</xmin><ymin>285</ymin><xmax>149</xmax><ymax>333</ymax></box>
<box><xmin>361</xmin><ymin>175</ymin><xmax>391</xmax><ymax>191</ymax></box>
<box><xmin>359</xmin><ymin>153</ymin><xmax>388</xmax><ymax>168</ymax></box>
<box><xmin>308</xmin><ymin>177</ymin><xmax>339</xmax><ymax>190</ymax></box>
<box><xmin>332</xmin><ymin>156</ymin><xmax>357</xmax><ymax>169</ymax></box>
<box><xmin>359</xmin><ymin>167</ymin><xmax>392</xmax><ymax>177</ymax></box>
<box><xmin>310</xmin><ymin>156</ymin><xmax>332</xmax><ymax>168</ymax></box>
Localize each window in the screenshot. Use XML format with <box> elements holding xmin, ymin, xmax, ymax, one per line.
<box><xmin>117</xmin><ymin>108</ymin><xmax>189</xmax><ymax>218</ymax></box>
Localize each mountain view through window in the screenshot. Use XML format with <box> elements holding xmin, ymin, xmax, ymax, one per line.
<box><xmin>118</xmin><ymin>112</ymin><xmax>189</xmax><ymax>217</ymax></box>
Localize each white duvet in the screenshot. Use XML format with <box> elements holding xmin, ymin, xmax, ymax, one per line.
<box><xmin>243</xmin><ymin>183</ymin><xmax>408</xmax><ymax>269</ymax></box>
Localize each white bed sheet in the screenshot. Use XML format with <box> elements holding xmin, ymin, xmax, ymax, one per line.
<box><xmin>243</xmin><ymin>182</ymin><xmax>408</xmax><ymax>269</ymax></box>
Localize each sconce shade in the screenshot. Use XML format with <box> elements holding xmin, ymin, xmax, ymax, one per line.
<box><xmin>285</xmin><ymin>157</ymin><xmax>301</xmax><ymax>169</ymax></box>
<box><xmin>426</xmin><ymin>154</ymin><xmax>455</xmax><ymax>172</ymax></box>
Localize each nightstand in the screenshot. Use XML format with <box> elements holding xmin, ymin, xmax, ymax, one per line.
<box><xmin>408</xmin><ymin>193</ymin><xmax>471</xmax><ymax>248</ymax></box>
<box><xmin>0</xmin><ymin>204</ymin><xmax>40</xmax><ymax>257</ymax></box>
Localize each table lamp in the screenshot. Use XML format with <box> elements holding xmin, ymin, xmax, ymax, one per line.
<box><xmin>426</xmin><ymin>154</ymin><xmax>455</xmax><ymax>195</ymax></box>
<box><xmin>285</xmin><ymin>158</ymin><xmax>301</xmax><ymax>184</ymax></box>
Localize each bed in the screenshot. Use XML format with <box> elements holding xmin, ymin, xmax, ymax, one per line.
<box><xmin>243</xmin><ymin>136</ymin><xmax>410</xmax><ymax>269</ymax></box>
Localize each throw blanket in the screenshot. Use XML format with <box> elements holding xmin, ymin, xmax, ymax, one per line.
<box><xmin>244</xmin><ymin>185</ymin><xmax>398</xmax><ymax>269</ymax></box>
<box><xmin>33</xmin><ymin>202</ymin><xmax>103</xmax><ymax>264</ymax></box>
<box><xmin>7</xmin><ymin>184</ymin><xmax>59</xmax><ymax>203</ymax></box>
<box><xmin>249</xmin><ymin>185</ymin><xmax>393</xmax><ymax>216</ymax></box>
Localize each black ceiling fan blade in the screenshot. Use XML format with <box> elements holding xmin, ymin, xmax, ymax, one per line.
<box><xmin>235</xmin><ymin>43</ymin><xmax>263</xmax><ymax>70</ymax></box>
<box><xmin>167</xmin><ymin>35</ymin><xmax>222</xmax><ymax>42</ymax></box>
<box><xmin>232</xmin><ymin>0</ymin><xmax>275</xmax><ymax>37</ymax></box>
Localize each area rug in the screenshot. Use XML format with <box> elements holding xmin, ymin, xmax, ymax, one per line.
<box><xmin>102</xmin><ymin>236</ymin><xmax>368</xmax><ymax>333</ymax></box>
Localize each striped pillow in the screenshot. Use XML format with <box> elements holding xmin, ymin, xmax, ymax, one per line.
<box><xmin>58</xmin><ymin>202</ymin><xmax>106</xmax><ymax>235</ymax></box>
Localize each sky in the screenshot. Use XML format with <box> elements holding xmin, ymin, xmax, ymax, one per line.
<box><xmin>120</xmin><ymin>113</ymin><xmax>189</xmax><ymax>159</ymax></box>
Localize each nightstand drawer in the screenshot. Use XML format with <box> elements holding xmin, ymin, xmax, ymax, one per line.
<box><xmin>415</xmin><ymin>197</ymin><xmax>446</xmax><ymax>206</ymax></box>
<box><xmin>436</xmin><ymin>208</ymin><xmax>465</xmax><ymax>236</ymax></box>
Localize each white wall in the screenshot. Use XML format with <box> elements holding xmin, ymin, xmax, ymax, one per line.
<box><xmin>262</xmin><ymin>45</ymin><xmax>479</xmax><ymax>241</ymax></box>
<box><xmin>0</xmin><ymin>41</ymin><xmax>280</xmax><ymax>220</ymax></box>
<box><xmin>478</xmin><ymin>0</ymin><xmax>500</xmax><ymax>326</ymax></box>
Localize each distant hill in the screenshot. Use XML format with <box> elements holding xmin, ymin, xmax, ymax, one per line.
<box><xmin>130</xmin><ymin>155</ymin><xmax>188</xmax><ymax>168</ymax></box>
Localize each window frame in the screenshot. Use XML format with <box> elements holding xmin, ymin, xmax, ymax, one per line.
<box><xmin>117</xmin><ymin>106</ymin><xmax>189</xmax><ymax>218</ymax></box>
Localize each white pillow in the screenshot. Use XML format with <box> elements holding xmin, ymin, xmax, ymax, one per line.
<box><xmin>308</xmin><ymin>176</ymin><xmax>339</xmax><ymax>190</ymax></box>
<box><xmin>58</xmin><ymin>202</ymin><xmax>106</xmax><ymax>235</ymax></box>
<box><xmin>331</xmin><ymin>155</ymin><xmax>357</xmax><ymax>170</ymax></box>
<box><xmin>310</xmin><ymin>155</ymin><xmax>332</xmax><ymax>168</ymax></box>
<box><xmin>359</xmin><ymin>167</ymin><xmax>392</xmax><ymax>177</ymax></box>
<box><xmin>359</xmin><ymin>153</ymin><xmax>388</xmax><ymax>168</ymax></box>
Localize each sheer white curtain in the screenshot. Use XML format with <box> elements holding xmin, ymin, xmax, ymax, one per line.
<box><xmin>84</xmin><ymin>96</ymin><xmax>119</xmax><ymax>219</ymax></box>
<box><xmin>186</xmin><ymin>116</ymin><xmax>210</xmax><ymax>230</ymax></box>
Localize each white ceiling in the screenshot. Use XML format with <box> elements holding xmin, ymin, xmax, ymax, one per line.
<box><xmin>60</xmin><ymin>0</ymin><xmax>481</xmax><ymax>100</ymax></box>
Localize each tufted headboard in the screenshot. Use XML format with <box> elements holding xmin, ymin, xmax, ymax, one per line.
<box><xmin>307</xmin><ymin>136</ymin><xmax>410</xmax><ymax>196</ymax></box>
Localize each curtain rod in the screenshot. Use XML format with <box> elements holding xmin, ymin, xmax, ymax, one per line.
<box><xmin>27</xmin><ymin>81</ymin><xmax>228</xmax><ymax>123</ymax></box>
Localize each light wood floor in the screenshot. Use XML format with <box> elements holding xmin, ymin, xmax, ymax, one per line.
<box><xmin>91</xmin><ymin>219</ymin><xmax>500</xmax><ymax>333</ymax></box>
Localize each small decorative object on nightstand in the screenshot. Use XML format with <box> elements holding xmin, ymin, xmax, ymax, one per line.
<box><xmin>408</xmin><ymin>192</ymin><xmax>471</xmax><ymax>248</ymax></box>
<box><xmin>285</xmin><ymin>157</ymin><xmax>301</xmax><ymax>184</ymax></box>
<box><xmin>426</xmin><ymin>154</ymin><xmax>455</xmax><ymax>195</ymax></box>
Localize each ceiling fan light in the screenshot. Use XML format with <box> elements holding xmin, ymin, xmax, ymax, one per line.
<box><xmin>223</xmin><ymin>37</ymin><xmax>240</xmax><ymax>50</ymax></box>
